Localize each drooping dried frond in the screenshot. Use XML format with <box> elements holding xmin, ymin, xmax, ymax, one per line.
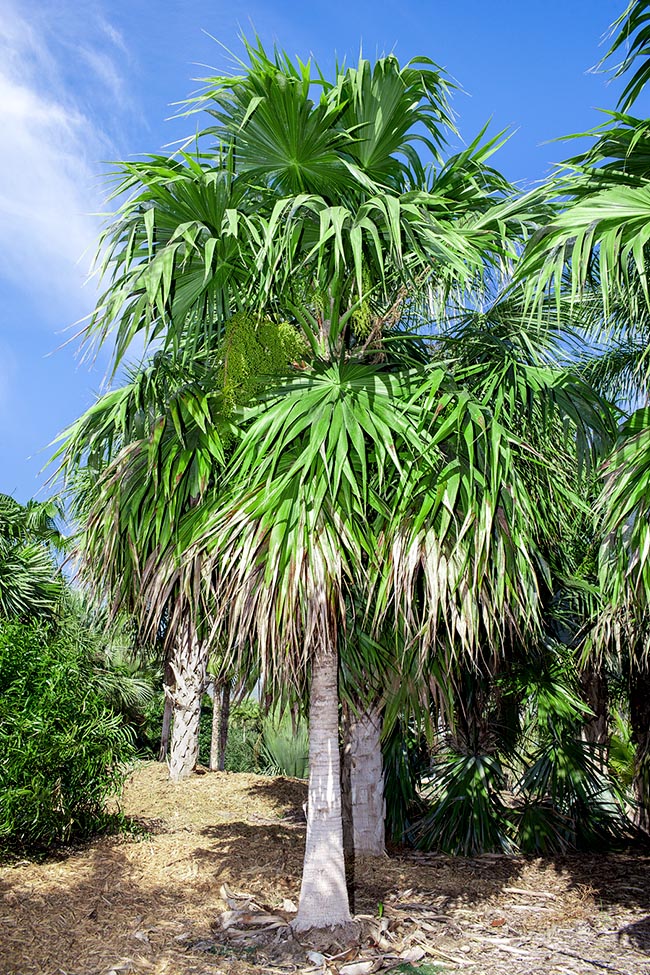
<box><xmin>371</xmin><ymin>386</ymin><xmax>549</xmax><ymax>668</ymax></box>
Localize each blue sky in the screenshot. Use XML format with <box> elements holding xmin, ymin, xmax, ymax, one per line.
<box><xmin>0</xmin><ymin>0</ymin><xmax>634</xmax><ymax>501</ymax></box>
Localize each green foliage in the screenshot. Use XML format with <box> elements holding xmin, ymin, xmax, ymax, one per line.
<box><xmin>512</xmin><ymin>653</ymin><xmax>632</xmax><ymax>851</ymax></box>
<box><xmin>196</xmin><ymin>698</ymin><xmax>309</xmax><ymax>776</ymax></box>
<box><xmin>223</xmin><ymin>725</ymin><xmax>261</xmax><ymax>773</ymax></box>
<box><xmin>0</xmin><ymin>621</ymin><xmax>135</xmax><ymax>854</ymax></box>
<box><xmin>609</xmin><ymin>710</ymin><xmax>636</xmax><ymax>788</ymax></box>
<box><xmin>260</xmin><ymin>706</ymin><xmax>309</xmax><ymax>778</ymax></box>
<box><xmin>197</xmin><ymin>697</ymin><xmax>264</xmax><ymax>773</ymax></box>
<box><xmin>598</xmin><ymin>1</ymin><xmax>650</xmax><ymax>113</ymax></box>
<box><xmin>221</xmin><ymin>314</ymin><xmax>308</xmax><ymax>409</ymax></box>
<box><xmin>0</xmin><ymin>493</ymin><xmax>63</xmax><ymax>620</ymax></box>
<box><xmin>389</xmin><ymin>965</ymin><xmax>445</xmax><ymax>975</ymax></box>
<box><xmin>415</xmin><ymin>751</ymin><xmax>514</xmax><ymax>856</ymax></box>
<box><xmin>382</xmin><ymin>718</ymin><xmax>427</xmax><ymax>844</ymax></box>
<box><xmin>57</xmin><ymin>593</ymin><xmax>158</xmax><ymax>741</ymax></box>
<box><xmin>410</xmin><ymin>651</ymin><xmax>635</xmax><ymax>856</ymax></box>
<box><xmin>515</xmin><ymin>737</ymin><xmax>630</xmax><ymax>851</ymax></box>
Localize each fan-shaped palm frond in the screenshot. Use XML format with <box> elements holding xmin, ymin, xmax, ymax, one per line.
<box><xmin>0</xmin><ymin>494</ymin><xmax>63</xmax><ymax>620</ymax></box>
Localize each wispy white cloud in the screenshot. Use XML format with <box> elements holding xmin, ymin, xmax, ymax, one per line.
<box><xmin>97</xmin><ymin>15</ymin><xmax>128</xmax><ymax>56</ymax></box>
<box><xmin>0</xmin><ymin>0</ymin><xmax>132</xmax><ymax>320</ymax></box>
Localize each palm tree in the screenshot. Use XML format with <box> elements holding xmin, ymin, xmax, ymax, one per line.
<box><xmin>62</xmin><ymin>42</ymin><xmax>572</xmax><ymax>930</ymax></box>
<box><xmin>0</xmin><ymin>493</ymin><xmax>63</xmax><ymax>620</ymax></box>
<box><xmin>513</xmin><ymin>0</ymin><xmax>650</xmax><ymax>831</ymax></box>
<box><xmin>58</xmin><ymin>352</ymin><xmax>231</xmax><ymax>780</ymax></box>
<box><xmin>60</xmin><ymin>314</ymin><xmax>311</xmax><ymax>782</ymax></box>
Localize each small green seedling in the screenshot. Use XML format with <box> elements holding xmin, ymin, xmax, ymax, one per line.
<box><xmin>389</xmin><ymin>964</ymin><xmax>446</xmax><ymax>975</ymax></box>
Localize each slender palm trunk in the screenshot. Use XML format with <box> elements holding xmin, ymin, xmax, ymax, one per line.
<box><xmin>159</xmin><ymin>692</ymin><xmax>174</xmax><ymax>761</ymax></box>
<box><xmin>209</xmin><ymin>679</ymin><xmax>231</xmax><ymax>771</ymax></box>
<box><xmin>630</xmin><ymin>665</ymin><xmax>650</xmax><ymax>834</ymax></box>
<box><xmin>158</xmin><ymin>657</ymin><xmax>174</xmax><ymax>761</ymax></box>
<box><xmin>580</xmin><ymin>661</ymin><xmax>609</xmax><ymax>769</ymax></box>
<box><xmin>342</xmin><ymin>702</ymin><xmax>385</xmax><ymax>856</ymax></box>
<box><xmin>168</xmin><ymin>626</ymin><xmax>207</xmax><ymax>782</ymax></box>
<box><xmin>292</xmin><ymin>646</ymin><xmax>351</xmax><ymax>932</ymax></box>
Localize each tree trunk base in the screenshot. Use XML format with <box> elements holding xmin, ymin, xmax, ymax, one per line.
<box><xmin>294</xmin><ymin>646</ymin><xmax>351</xmax><ymax>931</ymax></box>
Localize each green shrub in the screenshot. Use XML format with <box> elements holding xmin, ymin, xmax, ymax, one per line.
<box><xmin>514</xmin><ymin>735</ymin><xmax>632</xmax><ymax>851</ymax></box>
<box><xmin>414</xmin><ymin>751</ymin><xmax>514</xmax><ymax>856</ymax></box>
<box><xmin>0</xmin><ymin>621</ymin><xmax>135</xmax><ymax>854</ymax></box>
<box><xmin>260</xmin><ymin>706</ymin><xmax>309</xmax><ymax>778</ymax></box>
<box><xmin>383</xmin><ymin>718</ymin><xmax>429</xmax><ymax>844</ymax></box>
<box><xmin>198</xmin><ymin>697</ymin><xmax>264</xmax><ymax>772</ymax></box>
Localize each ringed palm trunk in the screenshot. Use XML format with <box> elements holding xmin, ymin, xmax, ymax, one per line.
<box><xmin>342</xmin><ymin>701</ymin><xmax>386</xmax><ymax>856</ymax></box>
<box><xmin>168</xmin><ymin>625</ymin><xmax>207</xmax><ymax>782</ymax></box>
<box><xmin>293</xmin><ymin>646</ymin><xmax>352</xmax><ymax>932</ymax></box>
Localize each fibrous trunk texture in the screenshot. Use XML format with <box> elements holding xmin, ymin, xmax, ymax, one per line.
<box><xmin>456</xmin><ymin>671</ymin><xmax>492</xmax><ymax>753</ymax></box>
<box><xmin>342</xmin><ymin>702</ymin><xmax>385</xmax><ymax>856</ymax></box>
<box><xmin>292</xmin><ymin>647</ymin><xmax>351</xmax><ymax>932</ymax></box>
<box><xmin>168</xmin><ymin>627</ymin><xmax>207</xmax><ymax>783</ymax></box>
<box><xmin>630</xmin><ymin>665</ymin><xmax>650</xmax><ymax>834</ymax></box>
<box><xmin>209</xmin><ymin>680</ymin><xmax>231</xmax><ymax>772</ymax></box>
<box><xmin>580</xmin><ymin>662</ymin><xmax>609</xmax><ymax>753</ymax></box>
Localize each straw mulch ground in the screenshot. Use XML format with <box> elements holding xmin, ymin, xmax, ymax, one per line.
<box><xmin>1</xmin><ymin>761</ymin><xmax>650</xmax><ymax>975</ymax></box>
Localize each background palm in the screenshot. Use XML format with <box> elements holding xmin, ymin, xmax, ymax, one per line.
<box><xmin>0</xmin><ymin>494</ymin><xmax>63</xmax><ymax>619</ymax></box>
<box><xmin>512</xmin><ymin>0</ymin><xmax>650</xmax><ymax>831</ymax></box>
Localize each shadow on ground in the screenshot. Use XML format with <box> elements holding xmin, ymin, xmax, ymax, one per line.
<box><xmin>3</xmin><ymin>762</ymin><xmax>650</xmax><ymax>973</ymax></box>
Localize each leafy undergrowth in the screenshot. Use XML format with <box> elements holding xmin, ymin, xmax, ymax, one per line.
<box><xmin>1</xmin><ymin>762</ymin><xmax>650</xmax><ymax>975</ymax></box>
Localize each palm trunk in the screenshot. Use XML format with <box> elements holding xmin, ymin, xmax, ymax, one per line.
<box><xmin>158</xmin><ymin>657</ymin><xmax>174</xmax><ymax>761</ymax></box>
<box><xmin>580</xmin><ymin>661</ymin><xmax>609</xmax><ymax>758</ymax></box>
<box><xmin>159</xmin><ymin>692</ymin><xmax>173</xmax><ymax>761</ymax></box>
<box><xmin>630</xmin><ymin>665</ymin><xmax>650</xmax><ymax>834</ymax></box>
<box><xmin>292</xmin><ymin>646</ymin><xmax>351</xmax><ymax>932</ymax></box>
<box><xmin>209</xmin><ymin>679</ymin><xmax>231</xmax><ymax>771</ymax></box>
<box><xmin>168</xmin><ymin>626</ymin><xmax>207</xmax><ymax>783</ymax></box>
<box><xmin>342</xmin><ymin>702</ymin><xmax>385</xmax><ymax>856</ymax></box>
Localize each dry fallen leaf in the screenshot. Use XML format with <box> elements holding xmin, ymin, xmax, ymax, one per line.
<box><xmin>490</xmin><ymin>918</ymin><xmax>506</xmax><ymax>927</ymax></box>
<box><xmin>339</xmin><ymin>961</ymin><xmax>376</xmax><ymax>975</ymax></box>
<box><xmin>400</xmin><ymin>945</ymin><xmax>426</xmax><ymax>962</ymax></box>
<box><xmin>306</xmin><ymin>950</ymin><xmax>326</xmax><ymax>965</ymax></box>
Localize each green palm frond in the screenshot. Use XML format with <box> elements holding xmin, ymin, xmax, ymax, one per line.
<box><xmin>599</xmin><ymin>0</ymin><xmax>650</xmax><ymax>112</ymax></box>
<box><xmin>521</xmin><ymin>179</ymin><xmax>650</xmax><ymax>311</ymax></box>
<box><xmin>86</xmin><ymin>154</ymin><xmax>266</xmax><ymax>367</ymax></box>
<box><xmin>562</xmin><ymin>112</ymin><xmax>650</xmax><ymax>184</ymax></box>
<box><xmin>597</xmin><ymin>407</ymin><xmax>650</xmax><ymax>654</ymax></box>
<box><xmin>0</xmin><ymin>494</ymin><xmax>63</xmax><ymax>620</ymax></box>
<box><xmin>82</xmin><ymin>40</ymin><xmax>544</xmax><ymax>372</ymax></box>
